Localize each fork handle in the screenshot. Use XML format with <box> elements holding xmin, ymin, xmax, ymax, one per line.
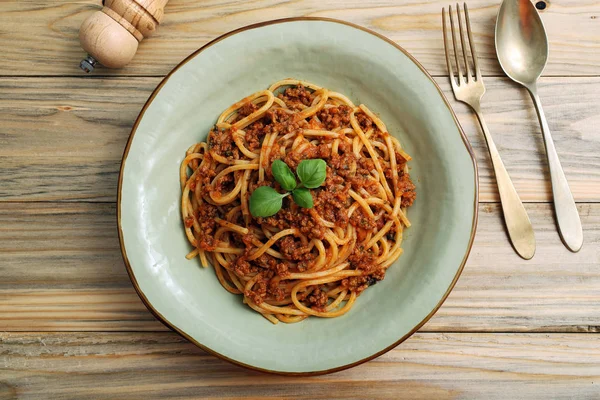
<box><xmin>527</xmin><ymin>86</ymin><xmax>583</xmax><ymax>252</ymax></box>
<box><xmin>473</xmin><ymin>107</ymin><xmax>536</xmax><ymax>259</ymax></box>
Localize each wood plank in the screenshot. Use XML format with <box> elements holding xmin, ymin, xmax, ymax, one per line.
<box><xmin>0</xmin><ymin>77</ymin><xmax>155</xmax><ymax>202</ymax></box>
<box><xmin>1</xmin><ymin>0</ymin><xmax>599</xmax><ymax>77</ymax></box>
<box><xmin>424</xmin><ymin>201</ymin><xmax>600</xmax><ymax>332</ymax></box>
<box><xmin>0</xmin><ymin>203</ymin><xmax>165</xmax><ymax>331</ymax></box>
<box><xmin>1</xmin><ymin>202</ymin><xmax>599</xmax><ymax>332</ymax></box>
<box><xmin>1</xmin><ymin>76</ymin><xmax>599</xmax><ymax>202</ymax></box>
<box><xmin>1</xmin><ymin>332</ymin><xmax>599</xmax><ymax>399</ymax></box>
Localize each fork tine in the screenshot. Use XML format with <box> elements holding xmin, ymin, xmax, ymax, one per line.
<box><xmin>448</xmin><ymin>5</ymin><xmax>464</xmax><ymax>83</ymax></box>
<box><xmin>456</xmin><ymin>3</ymin><xmax>471</xmax><ymax>81</ymax></box>
<box><xmin>442</xmin><ymin>8</ymin><xmax>457</xmax><ymax>88</ymax></box>
<box><xmin>463</xmin><ymin>3</ymin><xmax>481</xmax><ymax>80</ymax></box>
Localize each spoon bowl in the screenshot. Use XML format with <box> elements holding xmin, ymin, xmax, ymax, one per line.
<box><xmin>495</xmin><ymin>0</ymin><xmax>583</xmax><ymax>252</ymax></box>
<box><xmin>495</xmin><ymin>0</ymin><xmax>548</xmax><ymax>87</ymax></box>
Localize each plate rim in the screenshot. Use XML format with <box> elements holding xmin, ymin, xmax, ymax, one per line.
<box><xmin>117</xmin><ymin>16</ymin><xmax>479</xmax><ymax>376</ymax></box>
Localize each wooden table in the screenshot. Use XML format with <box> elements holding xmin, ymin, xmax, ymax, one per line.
<box><xmin>1</xmin><ymin>0</ymin><xmax>599</xmax><ymax>398</ymax></box>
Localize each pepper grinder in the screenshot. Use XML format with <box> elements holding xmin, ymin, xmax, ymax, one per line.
<box><xmin>78</xmin><ymin>0</ymin><xmax>170</xmax><ymax>72</ymax></box>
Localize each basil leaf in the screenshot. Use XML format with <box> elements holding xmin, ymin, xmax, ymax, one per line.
<box><xmin>271</xmin><ymin>159</ymin><xmax>297</xmax><ymax>191</ymax></box>
<box><xmin>292</xmin><ymin>188</ymin><xmax>314</xmax><ymax>209</ymax></box>
<box><xmin>249</xmin><ymin>186</ymin><xmax>287</xmax><ymax>217</ymax></box>
<box><xmin>296</xmin><ymin>159</ymin><xmax>327</xmax><ymax>189</ymax></box>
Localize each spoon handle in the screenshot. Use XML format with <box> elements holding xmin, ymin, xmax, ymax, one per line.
<box><xmin>473</xmin><ymin>108</ymin><xmax>536</xmax><ymax>260</ymax></box>
<box><xmin>528</xmin><ymin>86</ymin><xmax>583</xmax><ymax>252</ymax></box>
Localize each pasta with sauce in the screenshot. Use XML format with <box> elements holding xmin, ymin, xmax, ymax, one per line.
<box><xmin>180</xmin><ymin>79</ymin><xmax>416</xmax><ymax>324</ymax></box>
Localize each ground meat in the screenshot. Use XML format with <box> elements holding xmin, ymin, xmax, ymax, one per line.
<box><xmin>233</xmin><ymin>256</ymin><xmax>253</xmax><ymax>276</ymax></box>
<box><xmin>241</xmin><ymin>233</ymin><xmax>256</xmax><ymax>251</ymax></box>
<box><xmin>266</xmin><ymin>108</ymin><xmax>293</xmax><ymax>125</ymax></box>
<box><xmin>229</xmin><ymin>231</ymin><xmax>246</xmax><ymax>248</ymax></box>
<box><xmin>242</xmin><ymin>234</ymin><xmax>254</xmax><ymax>246</ymax></box>
<box><xmin>267</xmin><ymin>279</ymin><xmax>286</xmax><ymax>301</ymax></box>
<box><xmin>282</xmin><ymin>120</ymin><xmax>303</xmax><ymax>135</ymax></box>
<box><xmin>366</xmin><ymin>268</ymin><xmax>385</xmax><ymax>286</ymax></box>
<box><xmin>315</xmin><ymin>196</ymin><xmax>348</xmax><ymax>226</ymax></box>
<box><xmin>349</xmin><ymin>175</ymin><xmax>380</xmax><ymax>195</ymax></box>
<box><xmin>307</xmin><ymin>288</ymin><xmax>328</xmax><ymax>310</ymax></box>
<box><xmin>296</xmin><ymin>260</ymin><xmax>311</xmax><ymax>272</ymax></box>
<box><xmin>324</xmin><ymin>171</ymin><xmax>344</xmax><ymax>187</ymax></box>
<box><xmin>279</xmin><ymin>85</ymin><xmax>315</xmax><ymax>109</ymax></box>
<box><xmin>383</xmin><ymin>165</ymin><xmax>394</xmax><ymax>181</ymax></box>
<box><xmin>395</xmin><ymin>151</ymin><xmax>408</xmax><ymax>170</ymax></box>
<box><xmin>255</xmin><ymin>253</ymin><xmax>277</xmax><ymax>270</ymax></box>
<box><xmin>208</xmin><ymin>127</ymin><xmax>235</xmax><ymax>157</ymax></box>
<box><xmin>279</xmin><ymin>236</ymin><xmax>316</xmax><ymax>261</ymax></box>
<box><xmin>211</xmin><ymin>173</ymin><xmax>234</xmax><ymax>199</ymax></box>
<box><xmin>281</xmin><ymin>141</ymin><xmax>330</xmax><ymax>169</ymax></box>
<box><xmin>341</xmin><ymin>276</ymin><xmax>369</xmax><ymax>294</ymax></box>
<box><xmin>342</xmin><ymin>270</ymin><xmax>384</xmax><ymax>294</ymax></box>
<box><xmin>267</xmin><ymin>144</ymin><xmax>283</xmax><ymax>168</ymax></box>
<box><xmin>329</xmin><ymin>152</ymin><xmax>357</xmax><ymax>178</ymax></box>
<box><xmin>338</xmin><ymin>140</ymin><xmax>351</xmax><ymax>154</ymax></box>
<box><xmin>297</xmin><ymin>210</ymin><xmax>326</xmax><ymax>239</ymax></box>
<box><xmin>357</xmin><ymin>157</ymin><xmax>374</xmax><ymax>175</ymax></box>
<box><xmin>239</xmin><ymin>101</ymin><xmax>257</xmax><ymax>117</ymax></box>
<box><xmin>296</xmin><ymin>287</ymin><xmax>313</xmax><ymax>301</ymax></box>
<box><xmin>317</xmin><ymin>105</ymin><xmax>352</xmax><ymax>130</ymax></box>
<box><xmin>355</xmin><ymin>112</ymin><xmax>373</xmax><ymax>131</ymax></box>
<box><xmin>245</xmin><ymin>121</ymin><xmax>265</xmax><ymax>150</ymax></box>
<box><xmin>197</xmin><ymin>153</ymin><xmax>216</xmax><ymax>187</ymax></box>
<box><xmin>371</xmin><ymin>268</ymin><xmax>386</xmax><ymax>281</ymax></box>
<box><xmin>313</xmin><ymin>173</ymin><xmax>351</xmax><ymax>228</ymax></box>
<box><xmin>383</xmin><ymin>152</ymin><xmax>403</xmax><ymax>182</ymax></box>
<box><xmin>398</xmin><ymin>174</ymin><xmax>416</xmax><ymax>207</ymax></box>
<box><xmin>316</xmin><ymin>143</ymin><xmax>331</xmax><ymax>159</ymax></box>
<box><xmin>184</xmin><ymin>217</ymin><xmax>194</xmax><ymax>228</ymax></box>
<box><xmin>245</xmin><ymin>276</ymin><xmax>267</xmax><ymax>304</ymax></box>
<box><xmin>262</xmin><ymin>207</ymin><xmax>325</xmax><ymax>240</ymax></box>
<box><xmin>348</xmin><ymin>245</ymin><xmax>377</xmax><ymax>273</ymax></box>
<box><xmin>282</xmin><ymin>151</ymin><xmax>302</xmax><ymax>169</ymax></box>
<box><xmin>195</xmin><ymin>203</ymin><xmax>219</xmax><ymax>251</ymax></box>
<box><xmin>275</xmin><ymin>262</ymin><xmax>290</xmax><ymax>278</ymax></box>
<box><xmin>375</xmin><ymin>214</ymin><xmax>386</xmax><ymax>230</ymax></box>
<box><xmin>377</xmin><ymin>150</ymin><xmax>415</xmax><ymax>207</ymax></box>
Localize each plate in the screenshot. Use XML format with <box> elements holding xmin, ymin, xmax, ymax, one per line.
<box><xmin>118</xmin><ymin>17</ymin><xmax>478</xmax><ymax>375</ymax></box>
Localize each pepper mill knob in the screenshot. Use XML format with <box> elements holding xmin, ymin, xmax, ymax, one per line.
<box><xmin>78</xmin><ymin>0</ymin><xmax>170</xmax><ymax>72</ymax></box>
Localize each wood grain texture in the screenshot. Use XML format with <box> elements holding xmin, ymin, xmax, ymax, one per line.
<box><xmin>1</xmin><ymin>202</ymin><xmax>598</xmax><ymax>332</ymax></box>
<box><xmin>2</xmin><ymin>332</ymin><xmax>600</xmax><ymax>399</ymax></box>
<box><xmin>1</xmin><ymin>76</ymin><xmax>599</xmax><ymax>202</ymax></box>
<box><xmin>0</xmin><ymin>0</ymin><xmax>599</xmax><ymax>77</ymax></box>
<box><xmin>1</xmin><ymin>0</ymin><xmax>598</xmax><ymax>395</ymax></box>
<box><xmin>0</xmin><ymin>77</ymin><xmax>154</xmax><ymax>201</ymax></box>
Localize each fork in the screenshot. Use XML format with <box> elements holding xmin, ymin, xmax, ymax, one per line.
<box><xmin>443</xmin><ymin>3</ymin><xmax>535</xmax><ymax>260</ymax></box>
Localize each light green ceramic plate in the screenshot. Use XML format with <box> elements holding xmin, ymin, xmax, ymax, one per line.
<box><xmin>118</xmin><ymin>18</ymin><xmax>478</xmax><ymax>375</ymax></box>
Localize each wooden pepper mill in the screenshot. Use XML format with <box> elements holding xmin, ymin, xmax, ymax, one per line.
<box><xmin>79</xmin><ymin>0</ymin><xmax>170</xmax><ymax>72</ymax></box>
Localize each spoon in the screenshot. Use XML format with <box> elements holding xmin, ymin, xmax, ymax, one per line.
<box><xmin>495</xmin><ymin>0</ymin><xmax>583</xmax><ymax>252</ymax></box>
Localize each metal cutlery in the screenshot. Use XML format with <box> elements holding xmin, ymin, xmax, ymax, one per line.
<box><xmin>495</xmin><ymin>0</ymin><xmax>583</xmax><ymax>252</ymax></box>
<box><xmin>443</xmin><ymin>3</ymin><xmax>536</xmax><ymax>259</ymax></box>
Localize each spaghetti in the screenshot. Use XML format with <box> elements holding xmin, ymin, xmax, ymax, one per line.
<box><xmin>180</xmin><ymin>79</ymin><xmax>416</xmax><ymax>324</ymax></box>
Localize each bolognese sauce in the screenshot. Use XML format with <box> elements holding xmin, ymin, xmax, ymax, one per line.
<box><xmin>180</xmin><ymin>79</ymin><xmax>416</xmax><ymax>324</ymax></box>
